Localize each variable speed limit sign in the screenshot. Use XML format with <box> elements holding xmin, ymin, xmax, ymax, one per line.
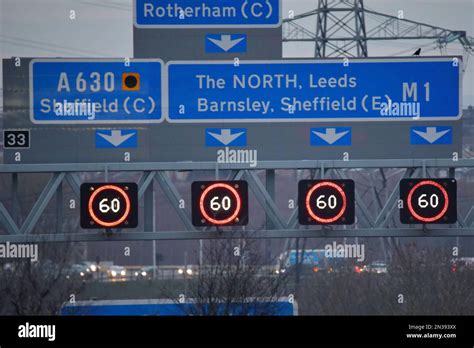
<box><xmin>400</xmin><ymin>179</ymin><xmax>457</xmax><ymax>224</ymax></box>
<box><xmin>80</xmin><ymin>183</ymin><xmax>138</xmax><ymax>229</ymax></box>
<box><xmin>298</xmin><ymin>180</ymin><xmax>355</xmax><ymax>225</ymax></box>
<box><xmin>192</xmin><ymin>181</ymin><xmax>248</xmax><ymax>226</ymax></box>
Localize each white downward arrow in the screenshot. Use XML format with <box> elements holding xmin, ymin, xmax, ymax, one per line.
<box><xmin>208</xmin><ymin>129</ymin><xmax>245</xmax><ymax>146</ymax></box>
<box><xmin>313</xmin><ymin>128</ymin><xmax>349</xmax><ymax>145</ymax></box>
<box><xmin>98</xmin><ymin>130</ymin><xmax>135</xmax><ymax>147</ymax></box>
<box><xmin>208</xmin><ymin>35</ymin><xmax>245</xmax><ymax>52</ymax></box>
<box><xmin>413</xmin><ymin>127</ymin><xmax>450</xmax><ymax>144</ymax></box>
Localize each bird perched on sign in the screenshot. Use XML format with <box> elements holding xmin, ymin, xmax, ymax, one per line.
<box><xmin>413</xmin><ymin>48</ymin><xmax>421</xmax><ymax>56</ymax></box>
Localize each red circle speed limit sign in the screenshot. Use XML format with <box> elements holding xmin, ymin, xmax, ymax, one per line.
<box><xmin>299</xmin><ymin>180</ymin><xmax>355</xmax><ymax>225</ymax></box>
<box><xmin>192</xmin><ymin>181</ymin><xmax>248</xmax><ymax>226</ymax></box>
<box><xmin>81</xmin><ymin>183</ymin><xmax>138</xmax><ymax>229</ymax></box>
<box><xmin>400</xmin><ymin>179</ymin><xmax>457</xmax><ymax>224</ymax></box>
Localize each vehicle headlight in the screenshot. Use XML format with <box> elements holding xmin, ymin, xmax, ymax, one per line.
<box><xmin>120</xmin><ymin>270</ymin><xmax>126</xmax><ymax>276</ymax></box>
<box><xmin>90</xmin><ymin>264</ymin><xmax>97</xmax><ymax>272</ymax></box>
<box><xmin>186</xmin><ymin>269</ymin><xmax>193</xmax><ymax>275</ymax></box>
<box><xmin>141</xmin><ymin>271</ymin><xmax>147</xmax><ymax>276</ymax></box>
<box><xmin>134</xmin><ymin>272</ymin><xmax>139</xmax><ymax>276</ymax></box>
<box><xmin>178</xmin><ymin>268</ymin><xmax>184</xmax><ymax>274</ymax></box>
<box><xmin>80</xmin><ymin>272</ymin><xmax>85</xmax><ymax>277</ymax></box>
<box><xmin>111</xmin><ymin>270</ymin><xmax>117</xmax><ymax>277</ymax></box>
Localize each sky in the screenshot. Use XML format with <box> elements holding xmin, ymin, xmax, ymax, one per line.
<box><xmin>0</xmin><ymin>0</ymin><xmax>473</xmax><ymax>105</ymax></box>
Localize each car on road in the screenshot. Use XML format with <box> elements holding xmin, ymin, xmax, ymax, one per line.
<box><xmin>108</xmin><ymin>265</ymin><xmax>127</xmax><ymax>280</ymax></box>
<box><xmin>363</xmin><ymin>261</ymin><xmax>388</xmax><ymax>274</ymax></box>
<box><xmin>69</xmin><ymin>263</ymin><xmax>94</xmax><ymax>280</ymax></box>
<box><xmin>451</xmin><ymin>257</ymin><xmax>474</xmax><ymax>272</ymax></box>
<box><xmin>134</xmin><ymin>266</ymin><xmax>155</xmax><ymax>280</ymax></box>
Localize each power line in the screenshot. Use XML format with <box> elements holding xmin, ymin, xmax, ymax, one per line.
<box><xmin>0</xmin><ymin>35</ymin><xmax>110</xmax><ymax>57</ymax></box>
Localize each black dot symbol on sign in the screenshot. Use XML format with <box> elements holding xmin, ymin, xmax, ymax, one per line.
<box><xmin>125</xmin><ymin>75</ymin><xmax>138</xmax><ymax>89</ymax></box>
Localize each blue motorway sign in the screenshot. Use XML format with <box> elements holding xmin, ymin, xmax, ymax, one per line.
<box><xmin>206</xmin><ymin>128</ymin><xmax>247</xmax><ymax>146</ymax></box>
<box><xmin>30</xmin><ymin>59</ymin><xmax>163</xmax><ymax>124</ymax></box>
<box><xmin>410</xmin><ymin>126</ymin><xmax>452</xmax><ymax>145</ymax></box>
<box><xmin>206</xmin><ymin>34</ymin><xmax>247</xmax><ymax>53</ymax></box>
<box><xmin>311</xmin><ymin>127</ymin><xmax>352</xmax><ymax>146</ymax></box>
<box><xmin>134</xmin><ymin>0</ymin><xmax>281</xmax><ymax>28</ymax></box>
<box><xmin>96</xmin><ymin>130</ymin><xmax>138</xmax><ymax>148</ymax></box>
<box><xmin>165</xmin><ymin>58</ymin><xmax>462</xmax><ymax>122</ymax></box>
<box><xmin>62</xmin><ymin>298</ymin><xmax>296</xmax><ymax>316</ymax></box>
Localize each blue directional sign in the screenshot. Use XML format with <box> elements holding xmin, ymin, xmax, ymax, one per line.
<box><xmin>166</xmin><ymin>58</ymin><xmax>461</xmax><ymax>122</ymax></box>
<box><xmin>134</xmin><ymin>0</ymin><xmax>281</xmax><ymax>28</ymax></box>
<box><xmin>311</xmin><ymin>127</ymin><xmax>351</xmax><ymax>146</ymax></box>
<box><xmin>30</xmin><ymin>59</ymin><xmax>163</xmax><ymax>124</ymax></box>
<box><xmin>62</xmin><ymin>298</ymin><xmax>296</xmax><ymax>316</ymax></box>
<box><xmin>96</xmin><ymin>130</ymin><xmax>138</xmax><ymax>148</ymax></box>
<box><xmin>206</xmin><ymin>128</ymin><xmax>247</xmax><ymax>146</ymax></box>
<box><xmin>206</xmin><ymin>34</ymin><xmax>247</xmax><ymax>53</ymax></box>
<box><xmin>410</xmin><ymin>126</ymin><xmax>452</xmax><ymax>145</ymax></box>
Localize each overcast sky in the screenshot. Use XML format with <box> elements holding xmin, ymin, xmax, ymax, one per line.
<box><xmin>0</xmin><ymin>0</ymin><xmax>473</xmax><ymax>105</ymax></box>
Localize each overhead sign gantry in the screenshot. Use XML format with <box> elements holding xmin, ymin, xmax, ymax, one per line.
<box><xmin>2</xmin><ymin>57</ymin><xmax>464</xmax><ymax>164</ymax></box>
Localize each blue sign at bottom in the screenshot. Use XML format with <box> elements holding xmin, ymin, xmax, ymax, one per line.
<box><xmin>62</xmin><ymin>299</ymin><xmax>295</xmax><ymax>316</ymax></box>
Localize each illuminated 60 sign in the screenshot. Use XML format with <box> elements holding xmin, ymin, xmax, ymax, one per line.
<box><xmin>298</xmin><ymin>180</ymin><xmax>355</xmax><ymax>225</ymax></box>
<box><xmin>400</xmin><ymin>179</ymin><xmax>457</xmax><ymax>224</ymax></box>
<box><xmin>80</xmin><ymin>183</ymin><xmax>138</xmax><ymax>229</ymax></box>
<box><xmin>192</xmin><ymin>181</ymin><xmax>248</xmax><ymax>226</ymax></box>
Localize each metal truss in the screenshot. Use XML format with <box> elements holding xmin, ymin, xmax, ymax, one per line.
<box><xmin>1</xmin><ymin>159</ymin><xmax>474</xmax><ymax>243</ymax></box>
<box><xmin>283</xmin><ymin>0</ymin><xmax>474</xmax><ymax>57</ymax></box>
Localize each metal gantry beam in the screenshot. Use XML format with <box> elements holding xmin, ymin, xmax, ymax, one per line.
<box><xmin>1</xmin><ymin>158</ymin><xmax>474</xmax><ymax>172</ymax></box>
<box><xmin>0</xmin><ymin>228</ymin><xmax>472</xmax><ymax>243</ymax></box>
<box><xmin>19</xmin><ymin>172</ymin><xmax>65</xmax><ymax>235</ymax></box>
<box><xmin>373</xmin><ymin>168</ymin><xmax>418</xmax><ymax>228</ymax></box>
<box><xmin>245</xmin><ymin>170</ymin><xmax>286</xmax><ymax>230</ymax></box>
<box><xmin>0</xmin><ymin>159</ymin><xmax>474</xmax><ymax>242</ymax></box>
<box><xmin>154</xmin><ymin>171</ymin><xmax>195</xmax><ymax>232</ymax></box>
